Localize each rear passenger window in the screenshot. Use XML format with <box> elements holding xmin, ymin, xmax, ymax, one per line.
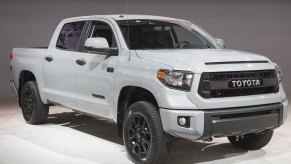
<box><xmin>56</xmin><ymin>21</ymin><xmax>85</xmax><ymax>50</ymax></box>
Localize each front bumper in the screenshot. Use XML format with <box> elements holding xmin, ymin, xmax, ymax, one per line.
<box><xmin>160</xmin><ymin>101</ymin><xmax>287</xmax><ymax>141</ymax></box>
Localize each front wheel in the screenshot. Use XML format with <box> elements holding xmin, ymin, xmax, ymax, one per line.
<box><xmin>227</xmin><ymin>130</ymin><xmax>273</xmax><ymax>150</ymax></box>
<box><xmin>123</xmin><ymin>101</ymin><xmax>168</xmax><ymax>164</ymax></box>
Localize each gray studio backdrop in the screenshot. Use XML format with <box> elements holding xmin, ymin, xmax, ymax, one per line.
<box><xmin>0</xmin><ymin>0</ymin><xmax>290</xmax><ymax>98</ymax></box>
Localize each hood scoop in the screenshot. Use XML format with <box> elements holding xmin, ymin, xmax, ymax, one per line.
<box><xmin>205</xmin><ymin>60</ymin><xmax>269</xmax><ymax>65</ymax></box>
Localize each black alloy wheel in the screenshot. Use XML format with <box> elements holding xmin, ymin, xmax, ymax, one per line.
<box><xmin>22</xmin><ymin>86</ymin><xmax>34</xmax><ymax>121</ymax></box>
<box><xmin>123</xmin><ymin>101</ymin><xmax>168</xmax><ymax>164</ymax></box>
<box><xmin>127</xmin><ymin>114</ymin><xmax>152</xmax><ymax>159</ymax></box>
<box><xmin>20</xmin><ymin>81</ymin><xmax>49</xmax><ymax>124</ymax></box>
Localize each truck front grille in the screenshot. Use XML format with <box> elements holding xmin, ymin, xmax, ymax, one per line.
<box><xmin>198</xmin><ymin>70</ymin><xmax>279</xmax><ymax>98</ymax></box>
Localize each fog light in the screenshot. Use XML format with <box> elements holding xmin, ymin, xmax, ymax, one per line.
<box><xmin>178</xmin><ymin>117</ymin><xmax>186</xmax><ymax>125</ymax></box>
<box><xmin>177</xmin><ymin>116</ymin><xmax>190</xmax><ymax>127</ymax></box>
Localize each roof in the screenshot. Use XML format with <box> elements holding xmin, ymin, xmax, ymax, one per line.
<box><xmin>62</xmin><ymin>14</ymin><xmax>189</xmax><ymax>23</ymax></box>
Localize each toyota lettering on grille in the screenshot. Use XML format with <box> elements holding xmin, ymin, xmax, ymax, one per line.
<box><xmin>228</xmin><ymin>79</ymin><xmax>263</xmax><ymax>88</ymax></box>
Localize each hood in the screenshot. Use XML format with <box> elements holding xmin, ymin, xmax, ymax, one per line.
<box><xmin>135</xmin><ymin>49</ymin><xmax>273</xmax><ymax>73</ymax></box>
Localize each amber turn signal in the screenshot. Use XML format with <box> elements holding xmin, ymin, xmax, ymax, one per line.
<box><xmin>157</xmin><ymin>70</ymin><xmax>167</xmax><ymax>79</ymax></box>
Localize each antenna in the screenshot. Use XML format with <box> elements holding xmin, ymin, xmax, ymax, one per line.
<box><xmin>125</xmin><ymin>0</ymin><xmax>131</xmax><ymax>59</ymax></box>
<box><xmin>125</xmin><ymin>0</ymin><xmax>130</xmax><ymax>39</ymax></box>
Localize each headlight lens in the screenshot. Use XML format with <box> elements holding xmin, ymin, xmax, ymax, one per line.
<box><xmin>157</xmin><ymin>70</ymin><xmax>194</xmax><ymax>91</ymax></box>
<box><xmin>275</xmin><ymin>64</ymin><xmax>283</xmax><ymax>83</ymax></box>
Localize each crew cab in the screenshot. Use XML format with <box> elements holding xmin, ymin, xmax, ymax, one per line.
<box><xmin>10</xmin><ymin>15</ymin><xmax>288</xmax><ymax>164</ymax></box>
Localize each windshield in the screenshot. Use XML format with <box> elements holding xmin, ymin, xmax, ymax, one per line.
<box><xmin>117</xmin><ymin>19</ymin><xmax>222</xmax><ymax>50</ymax></box>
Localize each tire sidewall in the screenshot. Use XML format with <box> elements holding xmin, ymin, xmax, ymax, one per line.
<box><xmin>20</xmin><ymin>81</ymin><xmax>48</xmax><ymax>124</ymax></box>
<box><xmin>123</xmin><ymin>102</ymin><xmax>164</xmax><ymax>164</ymax></box>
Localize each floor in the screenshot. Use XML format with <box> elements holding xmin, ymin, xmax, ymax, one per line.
<box><xmin>0</xmin><ymin>98</ymin><xmax>290</xmax><ymax>164</ymax></box>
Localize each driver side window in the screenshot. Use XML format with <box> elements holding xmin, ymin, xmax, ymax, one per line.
<box><xmin>173</xmin><ymin>25</ymin><xmax>207</xmax><ymax>47</ymax></box>
<box><xmin>88</xmin><ymin>21</ymin><xmax>117</xmax><ymax>48</ymax></box>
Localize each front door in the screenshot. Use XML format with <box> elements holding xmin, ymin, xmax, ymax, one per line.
<box><xmin>75</xmin><ymin>20</ymin><xmax>120</xmax><ymax>118</ymax></box>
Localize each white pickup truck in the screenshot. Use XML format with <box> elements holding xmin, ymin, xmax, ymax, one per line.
<box><xmin>10</xmin><ymin>15</ymin><xmax>288</xmax><ymax>164</ymax></box>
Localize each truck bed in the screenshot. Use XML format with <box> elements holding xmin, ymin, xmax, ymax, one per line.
<box><xmin>11</xmin><ymin>47</ymin><xmax>48</xmax><ymax>101</ymax></box>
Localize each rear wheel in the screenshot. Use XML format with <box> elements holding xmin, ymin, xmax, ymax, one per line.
<box><xmin>20</xmin><ymin>81</ymin><xmax>49</xmax><ymax>124</ymax></box>
<box><xmin>123</xmin><ymin>101</ymin><xmax>168</xmax><ymax>164</ymax></box>
<box><xmin>227</xmin><ymin>130</ymin><xmax>273</xmax><ymax>150</ymax></box>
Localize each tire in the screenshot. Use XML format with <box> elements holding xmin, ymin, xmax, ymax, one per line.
<box><xmin>20</xmin><ymin>81</ymin><xmax>49</xmax><ymax>124</ymax></box>
<box><xmin>123</xmin><ymin>101</ymin><xmax>168</xmax><ymax>164</ymax></box>
<box><xmin>227</xmin><ymin>130</ymin><xmax>273</xmax><ymax>150</ymax></box>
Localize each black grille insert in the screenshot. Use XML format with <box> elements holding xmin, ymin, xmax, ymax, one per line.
<box><xmin>198</xmin><ymin>70</ymin><xmax>279</xmax><ymax>98</ymax></box>
<box><xmin>216</xmin><ymin>110</ymin><xmax>275</xmax><ymax>119</ymax></box>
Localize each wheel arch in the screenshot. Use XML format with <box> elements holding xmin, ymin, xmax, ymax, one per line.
<box><xmin>116</xmin><ymin>85</ymin><xmax>159</xmax><ymax>137</ymax></box>
<box><xmin>18</xmin><ymin>70</ymin><xmax>41</xmax><ymax>107</ymax></box>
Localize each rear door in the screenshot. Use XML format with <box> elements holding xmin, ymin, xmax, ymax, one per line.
<box><xmin>75</xmin><ymin>20</ymin><xmax>120</xmax><ymax>118</ymax></box>
<box><xmin>43</xmin><ymin>21</ymin><xmax>86</xmax><ymax>109</ymax></box>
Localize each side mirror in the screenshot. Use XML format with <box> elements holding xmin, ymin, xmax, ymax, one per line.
<box><xmin>215</xmin><ymin>38</ymin><xmax>225</xmax><ymax>48</ymax></box>
<box><xmin>84</xmin><ymin>37</ymin><xmax>118</xmax><ymax>56</ymax></box>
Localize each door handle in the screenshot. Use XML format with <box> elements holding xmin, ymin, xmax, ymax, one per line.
<box><xmin>45</xmin><ymin>56</ymin><xmax>53</xmax><ymax>62</ymax></box>
<box><xmin>76</xmin><ymin>58</ymin><xmax>86</xmax><ymax>66</ymax></box>
<box><xmin>107</xmin><ymin>67</ymin><xmax>114</xmax><ymax>73</ymax></box>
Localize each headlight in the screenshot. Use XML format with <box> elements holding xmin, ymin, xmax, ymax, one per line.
<box><xmin>274</xmin><ymin>64</ymin><xmax>283</xmax><ymax>83</ymax></box>
<box><xmin>157</xmin><ymin>69</ymin><xmax>194</xmax><ymax>91</ymax></box>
